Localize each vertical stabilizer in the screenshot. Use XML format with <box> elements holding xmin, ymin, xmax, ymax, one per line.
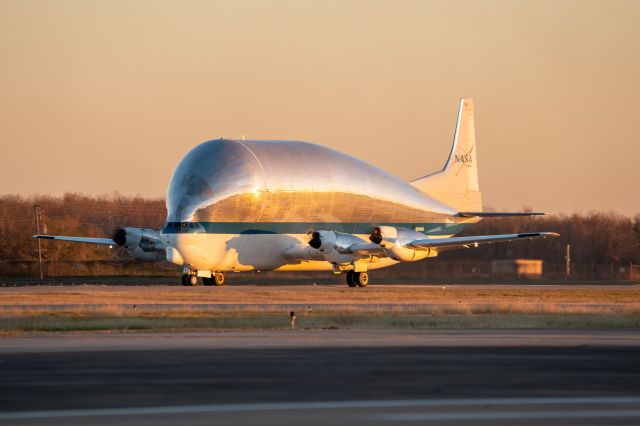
<box><xmin>411</xmin><ymin>98</ymin><xmax>482</xmax><ymax>212</ymax></box>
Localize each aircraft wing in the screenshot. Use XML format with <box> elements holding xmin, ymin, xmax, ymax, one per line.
<box><xmin>407</xmin><ymin>232</ymin><xmax>559</xmax><ymax>250</ymax></box>
<box><xmin>457</xmin><ymin>212</ymin><xmax>545</xmax><ymax>218</ymax></box>
<box><xmin>346</xmin><ymin>242</ymin><xmax>387</xmax><ymax>256</ymax></box>
<box><xmin>33</xmin><ymin>235</ymin><xmax>115</xmax><ymax>246</ymax></box>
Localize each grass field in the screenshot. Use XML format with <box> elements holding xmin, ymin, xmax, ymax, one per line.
<box><xmin>1</xmin><ymin>284</ymin><xmax>639</xmax><ymax>333</ymax></box>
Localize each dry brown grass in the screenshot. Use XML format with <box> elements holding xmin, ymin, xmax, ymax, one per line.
<box><xmin>2</xmin><ymin>285</ymin><xmax>639</xmax><ymax>305</ymax></box>
<box><xmin>2</xmin><ymin>312</ymin><xmax>639</xmax><ymax>333</ymax></box>
<box><xmin>1</xmin><ymin>285</ymin><xmax>639</xmax><ymax>332</ymax></box>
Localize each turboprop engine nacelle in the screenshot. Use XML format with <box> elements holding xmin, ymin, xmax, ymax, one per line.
<box><xmin>308</xmin><ymin>230</ymin><xmax>367</xmax><ymax>253</ymax></box>
<box><xmin>113</xmin><ymin>227</ymin><xmax>165</xmax><ymax>262</ymax></box>
<box><xmin>370</xmin><ymin>226</ymin><xmax>433</xmax><ymax>262</ymax></box>
<box><xmin>308</xmin><ymin>230</ymin><xmax>337</xmax><ymax>252</ymax></box>
<box><xmin>307</xmin><ymin>230</ymin><xmax>368</xmax><ymax>264</ymax></box>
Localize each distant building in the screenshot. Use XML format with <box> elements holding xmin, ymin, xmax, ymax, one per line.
<box><xmin>492</xmin><ymin>259</ymin><xmax>543</xmax><ymax>279</ymax></box>
<box><xmin>625</xmin><ymin>264</ymin><xmax>640</xmax><ymax>281</ymax></box>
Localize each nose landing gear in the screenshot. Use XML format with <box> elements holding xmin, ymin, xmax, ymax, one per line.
<box><xmin>181</xmin><ymin>273</ymin><xmax>198</xmax><ymax>286</ymax></box>
<box><xmin>182</xmin><ymin>271</ymin><xmax>225</xmax><ymax>286</ymax></box>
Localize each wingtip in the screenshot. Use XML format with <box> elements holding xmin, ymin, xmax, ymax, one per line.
<box><xmin>538</xmin><ymin>232</ymin><xmax>560</xmax><ymax>238</ymax></box>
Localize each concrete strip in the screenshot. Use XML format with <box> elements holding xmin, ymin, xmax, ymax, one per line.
<box><xmin>377</xmin><ymin>409</ymin><xmax>640</xmax><ymax>422</ymax></box>
<box><xmin>2</xmin><ymin>396</ymin><xmax>640</xmax><ymax>420</ymax></box>
<box><xmin>1</xmin><ymin>329</ymin><xmax>640</xmax><ymax>353</ymax></box>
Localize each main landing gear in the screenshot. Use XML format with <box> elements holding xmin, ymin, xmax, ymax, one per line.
<box><xmin>181</xmin><ymin>272</ymin><xmax>225</xmax><ymax>286</ymax></box>
<box><xmin>346</xmin><ymin>270</ymin><xmax>369</xmax><ymax>288</ymax></box>
<box><xmin>203</xmin><ymin>272</ymin><xmax>225</xmax><ymax>287</ymax></box>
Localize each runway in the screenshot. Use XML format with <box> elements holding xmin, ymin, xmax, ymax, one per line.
<box><xmin>1</xmin><ymin>330</ymin><xmax>639</xmax><ymax>425</ymax></box>
<box><xmin>3</xmin><ymin>397</ymin><xmax>640</xmax><ymax>426</ymax></box>
<box><xmin>1</xmin><ymin>284</ymin><xmax>639</xmax><ymax>424</ymax></box>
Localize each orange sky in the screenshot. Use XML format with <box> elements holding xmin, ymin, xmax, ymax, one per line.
<box><xmin>1</xmin><ymin>0</ymin><xmax>638</xmax><ymax>215</ymax></box>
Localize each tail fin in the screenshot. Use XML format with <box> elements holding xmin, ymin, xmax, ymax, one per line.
<box><xmin>411</xmin><ymin>98</ymin><xmax>482</xmax><ymax>212</ymax></box>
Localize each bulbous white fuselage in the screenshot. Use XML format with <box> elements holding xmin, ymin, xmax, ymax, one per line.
<box><xmin>161</xmin><ymin>139</ymin><xmax>471</xmax><ymax>273</ymax></box>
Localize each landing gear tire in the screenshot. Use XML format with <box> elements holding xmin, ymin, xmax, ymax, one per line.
<box><xmin>346</xmin><ymin>271</ymin><xmax>357</xmax><ymax>288</ymax></box>
<box><xmin>214</xmin><ymin>272</ymin><xmax>225</xmax><ymax>286</ymax></box>
<box><xmin>355</xmin><ymin>272</ymin><xmax>369</xmax><ymax>287</ymax></box>
<box><xmin>182</xmin><ymin>274</ymin><xmax>197</xmax><ymax>286</ymax></box>
<box><xmin>203</xmin><ymin>273</ymin><xmax>224</xmax><ymax>286</ymax></box>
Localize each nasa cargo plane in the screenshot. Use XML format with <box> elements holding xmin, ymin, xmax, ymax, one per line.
<box><xmin>35</xmin><ymin>99</ymin><xmax>558</xmax><ymax>287</ymax></box>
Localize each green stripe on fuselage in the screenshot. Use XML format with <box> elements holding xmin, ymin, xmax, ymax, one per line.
<box><xmin>162</xmin><ymin>222</ymin><xmax>471</xmax><ymax>236</ymax></box>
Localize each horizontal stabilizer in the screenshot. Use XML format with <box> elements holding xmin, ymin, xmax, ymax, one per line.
<box><xmin>407</xmin><ymin>232</ymin><xmax>559</xmax><ymax>250</ymax></box>
<box><xmin>33</xmin><ymin>235</ymin><xmax>115</xmax><ymax>246</ymax></box>
<box><xmin>457</xmin><ymin>212</ymin><xmax>546</xmax><ymax>218</ymax></box>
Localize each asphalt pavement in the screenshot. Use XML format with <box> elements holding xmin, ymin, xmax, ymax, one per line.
<box><xmin>1</xmin><ymin>330</ymin><xmax>639</xmax><ymax>425</ymax></box>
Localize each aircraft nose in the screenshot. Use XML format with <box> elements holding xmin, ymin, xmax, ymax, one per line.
<box><xmin>166</xmin><ymin>246</ymin><xmax>184</xmax><ymax>265</ymax></box>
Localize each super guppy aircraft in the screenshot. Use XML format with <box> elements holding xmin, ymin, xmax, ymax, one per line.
<box><xmin>35</xmin><ymin>98</ymin><xmax>558</xmax><ymax>287</ymax></box>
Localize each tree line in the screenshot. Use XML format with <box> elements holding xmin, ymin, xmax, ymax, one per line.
<box><xmin>0</xmin><ymin>193</ymin><xmax>165</xmax><ymax>264</ymax></box>
<box><xmin>1</xmin><ymin>193</ymin><xmax>638</xmax><ymax>277</ymax></box>
<box><xmin>441</xmin><ymin>211</ymin><xmax>640</xmax><ymax>265</ymax></box>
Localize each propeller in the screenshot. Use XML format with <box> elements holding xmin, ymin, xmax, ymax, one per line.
<box><xmin>369</xmin><ymin>227</ymin><xmax>382</xmax><ymax>244</ymax></box>
<box><xmin>99</xmin><ymin>214</ymin><xmax>131</xmax><ymax>265</ymax></box>
<box><xmin>308</xmin><ymin>231</ymin><xmax>322</xmax><ymax>249</ymax></box>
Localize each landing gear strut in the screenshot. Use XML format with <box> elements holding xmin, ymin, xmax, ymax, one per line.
<box><xmin>203</xmin><ymin>272</ymin><xmax>225</xmax><ymax>286</ymax></box>
<box><xmin>346</xmin><ymin>271</ymin><xmax>368</xmax><ymax>288</ymax></box>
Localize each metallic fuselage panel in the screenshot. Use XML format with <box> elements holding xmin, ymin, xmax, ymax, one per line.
<box><xmin>164</xmin><ymin>139</ymin><xmax>475</xmax><ymax>271</ymax></box>
<box><xmin>167</xmin><ymin>139</ymin><xmax>459</xmax><ymax>223</ymax></box>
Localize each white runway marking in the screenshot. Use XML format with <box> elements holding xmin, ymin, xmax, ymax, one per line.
<box><xmin>378</xmin><ymin>410</ymin><xmax>640</xmax><ymax>422</ymax></box>
<box><xmin>1</xmin><ymin>396</ymin><xmax>640</xmax><ymax>420</ymax></box>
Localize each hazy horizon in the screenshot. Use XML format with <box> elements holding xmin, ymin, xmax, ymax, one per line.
<box><xmin>1</xmin><ymin>0</ymin><xmax>639</xmax><ymax>215</ymax></box>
